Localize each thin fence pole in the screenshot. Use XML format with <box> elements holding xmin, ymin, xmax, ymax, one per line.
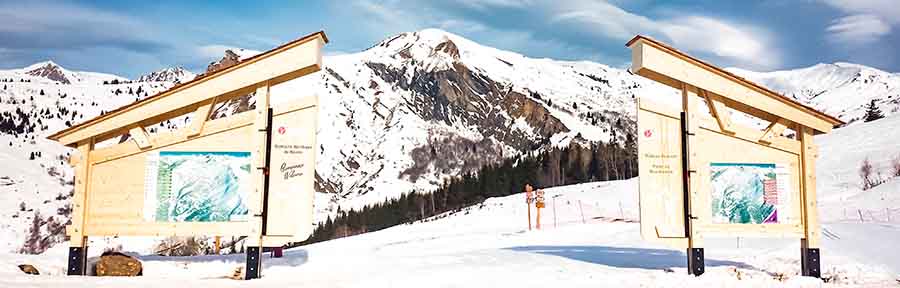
<box><xmin>553</xmin><ymin>197</ymin><xmax>558</xmax><ymax>228</ymax></box>
<box><xmin>578</xmin><ymin>200</ymin><xmax>586</xmax><ymax>224</ymax></box>
<box><xmin>858</xmin><ymin>209</ymin><xmax>865</xmax><ymax>223</ymax></box>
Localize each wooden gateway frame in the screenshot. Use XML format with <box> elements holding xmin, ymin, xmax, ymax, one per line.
<box><xmin>627</xmin><ymin>35</ymin><xmax>843</xmax><ymax>278</ymax></box>
<box><xmin>47</xmin><ymin>31</ymin><xmax>328</xmax><ymax>279</ymax></box>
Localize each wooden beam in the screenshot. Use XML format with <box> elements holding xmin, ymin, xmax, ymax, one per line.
<box><xmin>701</xmin><ymin>89</ymin><xmax>734</xmax><ymax>134</ymax></box>
<box><xmin>760</xmin><ymin>118</ymin><xmax>789</xmax><ymax>144</ymax></box>
<box><xmin>89</xmin><ymin>111</ymin><xmax>254</xmax><ymax>165</ymax></box>
<box><xmin>128</xmin><ymin>127</ymin><xmax>152</xmax><ymax>149</ymax></box>
<box><xmin>628</xmin><ymin>38</ymin><xmax>842</xmax><ymax>134</ymax></box>
<box><xmin>187</xmin><ymin>97</ymin><xmax>217</xmax><ymax>137</ymax></box>
<box><xmin>48</xmin><ymin>32</ymin><xmax>326</xmax><ymax>146</ymax></box>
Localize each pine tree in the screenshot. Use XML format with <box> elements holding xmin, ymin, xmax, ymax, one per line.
<box><xmin>863</xmin><ymin>99</ymin><xmax>884</xmax><ymax>122</ymax></box>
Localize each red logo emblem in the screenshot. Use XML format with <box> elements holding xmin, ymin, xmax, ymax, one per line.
<box><xmin>277</xmin><ymin>127</ymin><xmax>286</xmax><ymax>135</ymax></box>
<box><xmin>643</xmin><ymin>129</ymin><xmax>652</xmax><ymax>138</ymax></box>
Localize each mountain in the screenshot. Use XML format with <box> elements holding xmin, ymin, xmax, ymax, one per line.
<box><xmin>728</xmin><ymin>63</ymin><xmax>900</xmax><ymax>124</ymax></box>
<box><xmin>136</xmin><ymin>67</ymin><xmax>196</xmax><ymax>84</ymax></box>
<box><xmin>1</xmin><ymin>28</ymin><xmax>899</xmax><ymax>253</ymax></box>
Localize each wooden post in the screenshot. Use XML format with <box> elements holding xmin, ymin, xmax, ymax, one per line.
<box><xmin>799</xmin><ymin>127</ymin><xmax>821</xmax><ymax>278</ymax></box>
<box><xmin>683</xmin><ymin>84</ymin><xmax>704</xmax><ymax>276</ymax></box>
<box><xmin>67</xmin><ymin>140</ymin><xmax>92</xmax><ymax>276</ymax></box>
<box><xmin>215</xmin><ymin>236</ymin><xmax>221</xmax><ymax>254</ymax></box>
<box><xmin>525</xmin><ymin>185</ymin><xmax>533</xmax><ymax>231</ymax></box>
<box><xmin>246</xmin><ymin>83</ymin><xmax>271</xmax><ymax>280</ymax></box>
<box><xmin>536</xmin><ymin>203</ymin><xmax>541</xmax><ymax>230</ymax></box>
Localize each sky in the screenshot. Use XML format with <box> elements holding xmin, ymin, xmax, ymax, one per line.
<box><xmin>1</xmin><ymin>0</ymin><xmax>898</xmax><ymax>78</ymax></box>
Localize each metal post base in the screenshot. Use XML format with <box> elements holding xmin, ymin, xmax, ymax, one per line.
<box><xmin>245</xmin><ymin>246</ymin><xmax>262</xmax><ymax>280</ymax></box>
<box><xmin>801</xmin><ymin>248</ymin><xmax>820</xmax><ymax>278</ymax></box>
<box><xmin>687</xmin><ymin>248</ymin><xmax>705</xmax><ymax>276</ymax></box>
<box><xmin>67</xmin><ymin>247</ymin><xmax>87</xmax><ymax>275</ymax></box>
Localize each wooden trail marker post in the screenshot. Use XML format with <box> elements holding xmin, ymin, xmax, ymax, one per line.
<box><xmin>47</xmin><ymin>31</ymin><xmax>328</xmax><ymax>279</ymax></box>
<box><xmin>525</xmin><ymin>184</ymin><xmax>534</xmax><ymax>230</ymax></box>
<box><xmin>627</xmin><ymin>35</ymin><xmax>843</xmax><ymax>278</ymax></box>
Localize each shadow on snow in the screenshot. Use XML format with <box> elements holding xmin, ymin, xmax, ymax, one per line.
<box><xmin>504</xmin><ymin>245</ymin><xmax>752</xmax><ymax>270</ymax></box>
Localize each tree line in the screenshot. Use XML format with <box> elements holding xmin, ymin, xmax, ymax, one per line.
<box><xmin>291</xmin><ymin>138</ymin><xmax>636</xmax><ymax>247</ymax></box>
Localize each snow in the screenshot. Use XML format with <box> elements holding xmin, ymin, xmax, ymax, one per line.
<box><xmin>1</xmin><ymin>180</ymin><xmax>897</xmax><ymax>287</ymax></box>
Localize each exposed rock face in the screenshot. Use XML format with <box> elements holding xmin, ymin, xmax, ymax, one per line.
<box><xmin>26</xmin><ymin>62</ymin><xmax>70</xmax><ymax>84</ymax></box>
<box><xmin>206</xmin><ymin>50</ymin><xmax>241</xmax><ymax>74</ymax></box>
<box><xmin>136</xmin><ymin>67</ymin><xmax>195</xmax><ymax>84</ymax></box>
<box><xmin>94</xmin><ymin>251</ymin><xmax>142</xmax><ymax>276</ymax></box>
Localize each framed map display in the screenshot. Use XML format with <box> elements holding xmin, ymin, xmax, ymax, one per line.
<box><xmin>709</xmin><ymin>163</ymin><xmax>791</xmax><ymax>224</ymax></box>
<box><xmin>143</xmin><ymin>151</ymin><xmax>252</xmax><ymax>222</ymax></box>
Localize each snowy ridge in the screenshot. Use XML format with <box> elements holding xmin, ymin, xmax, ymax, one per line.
<box><xmin>728</xmin><ymin>63</ymin><xmax>900</xmax><ymax>124</ymax></box>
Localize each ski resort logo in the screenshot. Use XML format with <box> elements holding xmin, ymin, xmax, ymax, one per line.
<box><xmin>643</xmin><ymin>129</ymin><xmax>653</xmax><ymax>138</ymax></box>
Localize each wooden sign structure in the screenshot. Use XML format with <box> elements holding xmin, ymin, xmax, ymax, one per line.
<box><xmin>627</xmin><ymin>35</ymin><xmax>843</xmax><ymax>278</ymax></box>
<box><xmin>47</xmin><ymin>31</ymin><xmax>328</xmax><ymax>279</ymax></box>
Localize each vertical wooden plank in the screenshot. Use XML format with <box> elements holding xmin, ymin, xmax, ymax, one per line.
<box><xmin>800</xmin><ymin>127</ymin><xmax>820</xmax><ymax>247</ymax></box>
<box><xmin>67</xmin><ymin>140</ymin><xmax>93</xmax><ymax>247</ymax></box>
<box><xmin>682</xmin><ymin>84</ymin><xmax>704</xmax><ymax>248</ymax></box>
<box><xmin>247</xmin><ymin>83</ymin><xmax>270</xmax><ymax>246</ymax></box>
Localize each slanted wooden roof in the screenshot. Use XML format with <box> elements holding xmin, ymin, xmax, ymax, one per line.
<box><xmin>48</xmin><ymin>31</ymin><xmax>328</xmax><ymax>146</ymax></box>
<box><xmin>627</xmin><ymin>35</ymin><xmax>843</xmax><ymax>134</ymax></box>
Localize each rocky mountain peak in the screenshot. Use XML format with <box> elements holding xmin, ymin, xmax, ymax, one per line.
<box><xmin>24</xmin><ymin>60</ymin><xmax>71</xmax><ymax>84</ymax></box>
<box><xmin>206</xmin><ymin>50</ymin><xmax>241</xmax><ymax>74</ymax></box>
<box><xmin>136</xmin><ymin>66</ymin><xmax>196</xmax><ymax>84</ymax></box>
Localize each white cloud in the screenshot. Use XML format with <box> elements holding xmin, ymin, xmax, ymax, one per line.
<box><xmin>549</xmin><ymin>0</ymin><xmax>780</xmax><ymax>69</ymax></box>
<box><xmin>452</xmin><ymin>0</ymin><xmax>534</xmax><ymax>10</ymax></box>
<box><xmin>659</xmin><ymin>17</ymin><xmax>779</xmax><ymax>69</ymax></box>
<box><xmin>820</xmin><ymin>0</ymin><xmax>899</xmax><ymax>45</ymax></box>
<box><xmin>826</xmin><ymin>14</ymin><xmax>891</xmax><ymax>45</ymax></box>
<box><xmin>822</xmin><ymin>0</ymin><xmax>900</xmax><ymax>24</ymax></box>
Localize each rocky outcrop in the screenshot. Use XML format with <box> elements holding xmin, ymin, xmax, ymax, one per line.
<box><xmin>206</xmin><ymin>50</ymin><xmax>241</xmax><ymax>74</ymax></box>
<box><xmin>26</xmin><ymin>62</ymin><xmax>71</xmax><ymax>84</ymax></box>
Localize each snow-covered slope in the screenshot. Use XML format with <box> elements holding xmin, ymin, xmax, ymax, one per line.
<box><xmin>2</xmin><ymin>180</ymin><xmax>896</xmax><ymax>287</ymax></box>
<box><xmin>0</xmin><ymin>63</ymin><xmax>185</xmax><ymax>251</ymax></box>
<box><xmin>729</xmin><ymin>63</ymin><xmax>900</xmax><ymax>124</ymax></box>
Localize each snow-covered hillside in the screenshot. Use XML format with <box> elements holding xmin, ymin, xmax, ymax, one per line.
<box><xmin>0</xmin><ymin>62</ymin><xmax>186</xmax><ymax>250</ymax></box>
<box><xmin>2</xmin><ymin>179</ymin><xmax>896</xmax><ymax>287</ymax></box>
<box><xmin>729</xmin><ymin>63</ymin><xmax>900</xmax><ymax>124</ymax></box>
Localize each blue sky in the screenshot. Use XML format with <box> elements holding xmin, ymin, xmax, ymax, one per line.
<box><xmin>1</xmin><ymin>0</ymin><xmax>898</xmax><ymax>78</ymax></box>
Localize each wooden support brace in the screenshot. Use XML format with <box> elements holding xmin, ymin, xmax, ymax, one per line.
<box><xmin>701</xmin><ymin>89</ymin><xmax>734</xmax><ymax>134</ymax></box>
<box><xmin>188</xmin><ymin>97</ymin><xmax>217</xmax><ymax>137</ymax></box>
<box><xmin>128</xmin><ymin>126</ymin><xmax>152</xmax><ymax>149</ymax></box>
<box><xmin>760</xmin><ymin>118</ymin><xmax>789</xmax><ymax>144</ymax></box>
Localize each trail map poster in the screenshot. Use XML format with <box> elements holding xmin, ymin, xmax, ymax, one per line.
<box><xmin>143</xmin><ymin>151</ymin><xmax>252</xmax><ymax>222</ymax></box>
<box><xmin>710</xmin><ymin>163</ymin><xmax>791</xmax><ymax>224</ymax></box>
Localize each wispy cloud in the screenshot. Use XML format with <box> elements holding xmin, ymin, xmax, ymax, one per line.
<box><xmin>826</xmin><ymin>14</ymin><xmax>891</xmax><ymax>45</ymax></box>
<box><xmin>0</xmin><ymin>1</ymin><xmax>168</xmax><ymax>53</ymax></box>
<box><xmin>548</xmin><ymin>0</ymin><xmax>780</xmax><ymax>69</ymax></box>
<box><xmin>821</xmin><ymin>0</ymin><xmax>899</xmax><ymax>46</ymax></box>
